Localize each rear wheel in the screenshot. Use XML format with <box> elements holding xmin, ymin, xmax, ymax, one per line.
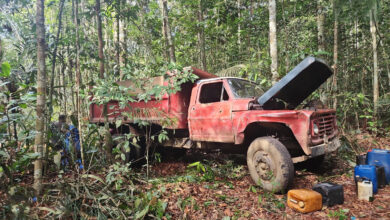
<box><xmin>123</xmin><ymin>136</ymin><xmax>145</xmax><ymax>165</ymax></box>
<box><xmin>247</xmin><ymin>137</ymin><xmax>294</xmax><ymax>193</ymax></box>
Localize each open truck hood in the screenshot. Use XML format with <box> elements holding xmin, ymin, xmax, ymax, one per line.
<box><xmin>258</xmin><ymin>57</ymin><xmax>333</xmax><ymax>110</ymax></box>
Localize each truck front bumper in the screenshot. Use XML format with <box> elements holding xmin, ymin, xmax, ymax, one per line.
<box><xmin>292</xmin><ymin>138</ymin><xmax>341</xmax><ymax>163</ymax></box>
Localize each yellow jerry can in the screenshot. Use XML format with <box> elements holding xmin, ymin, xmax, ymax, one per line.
<box><xmin>287</xmin><ymin>189</ymin><xmax>322</xmax><ymax>213</ymax></box>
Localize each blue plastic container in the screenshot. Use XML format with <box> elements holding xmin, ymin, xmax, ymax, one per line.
<box><xmin>354</xmin><ymin>165</ymin><xmax>378</xmax><ymax>194</ymax></box>
<box><xmin>367</xmin><ymin>149</ymin><xmax>390</xmax><ymax>184</ymax></box>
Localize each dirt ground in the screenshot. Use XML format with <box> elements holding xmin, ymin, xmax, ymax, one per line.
<box><xmin>147</xmin><ymin>134</ymin><xmax>390</xmax><ymax>219</ymax></box>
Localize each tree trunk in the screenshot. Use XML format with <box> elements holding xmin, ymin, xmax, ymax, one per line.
<box><xmin>60</xmin><ymin>58</ymin><xmax>67</xmax><ymax>114</ymax></box>
<box><xmin>332</xmin><ymin>0</ymin><xmax>338</xmax><ymax>109</ymax></box>
<box><xmin>119</xmin><ymin>0</ymin><xmax>126</xmax><ymax>79</ymax></box>
<box><xmin>269</xmin><ymin>0</ymin><xmax>278</xmax><ymax>84</ymax></box>
<box><xmin>370</xmin><ymin>8</ymin><xmax>379</xmax><ymax>115</ymax></box>
<box><xmin>67</xmin><ymin>44</ymin><xmax>75</xmax><ymax>112</ymax></box>
<box><xmin>247</xmin><ymin>0</ymin><xmax>253</xmax><ymax>51</ymax></box>
<box><xmin>237</xmin><ymin>0</ymin><xmax>241</xmax><ymax>55</ymax></box>
<box><xmin>115</xmin><ymin>0</ymin><xmax>121</xmax><ymax>76</ymax></box>
<box><xmin>96</xmin><ymin>0</ymin><xmax>113</xmax><ymax>161</ymax></box>
<box><xmin>48</xmin><ymin>0</ymin><xmax>65</xmax><ymax>120</ymax></box>
<box><xmin>0</xmin><ymin>38</ymin><xmax>2</xmax><ymax>60</ymax></box>
<box><xmin>317</xmin><ymin>0</ymin><xmax>325</xmax><ymax>55</ymax></box>
<box><xmin>281</xmin><ymin>0</ymin><xmax>290</xmax><ymax>72</ymax></box>
<box><xmin>74</xmin><ymin>0</ymin><xmax>84</xmax><ymax>167</ymax></box>
<box><xmin>317</xmin><ymin>0</ymin><xmax>327</xmax><ymax>105</ymax></box>
<box><xmin>161</xmin><ymin>0</ymin><xmax>176</xmax><ymax>63</ymax></box>
<box><xmin>34</xmin><ymin>0</ymin><xmax>46</xmax><ymax>195</ymax></box>
<box><xmin>96</xmin><ymin>0</ymin><xmax>104</xmax><ymax>78</ymax></box>
<box><xmin>198</xmin><ymin>0</ymin><xmax>206</xmax><ymax>71</ymax></box>
<box><xmin>160</xmin><ymin>0</ymin><xmax>169</xmax><ymax>63</ymax></box>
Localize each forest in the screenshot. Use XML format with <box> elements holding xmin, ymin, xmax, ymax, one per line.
<box><xmin>1</xmin><ymin>0</ymin><xmax>390</xmax><ymax>219</ymax></box>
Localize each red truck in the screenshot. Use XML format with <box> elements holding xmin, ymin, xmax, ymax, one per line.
<box><xmin>90</xmin><ymin>57</ymin><xmax>340</xmax><ymax>192</ymax></box>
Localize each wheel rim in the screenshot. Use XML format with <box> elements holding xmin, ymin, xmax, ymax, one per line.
<box><xmin>253</xmin><ymin>151</ymin><xmax>275</xmax><ymax>182</ymax></box>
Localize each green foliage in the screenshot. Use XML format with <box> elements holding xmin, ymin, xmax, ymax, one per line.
<box><xmin>337</xmin><ymin>92</ymin><xmax>373</xmax><ymax>131</ymax></box>
<box><xmin>214</xmin><ymin>160</ymin><xmax>246</xmax><ymax>180</ymax></box>
<box><xmin>188</xmin><ymin>161</ymin><xmax>206</xmax><ymax>173</ymax></box>
<box><xmin>257</xmin><ymin>191</ymin><xmax>286</xmax><ymax>213</ymax></box>
<box><xmin>0</xmin><ymin>62</ymin><xmax>11</xmax><ymax>77</ymax></box>
<box><xmin>328</xmin><ymin>208</ymin><xmax>349</xmax><ymax>220</ymax></box>
<box><xmin>187</xmin><ymin>160</ymin><xmax>215</xmax><ymax>182</ymax></box>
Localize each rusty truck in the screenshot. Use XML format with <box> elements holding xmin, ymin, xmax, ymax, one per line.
<box><xmin>90</xmin><ymin>56</ymin><xmax>340</xmax><ymax>192</ymax></box>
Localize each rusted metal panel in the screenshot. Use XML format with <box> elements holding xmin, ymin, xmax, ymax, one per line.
<box><xmin>233</xmin><ymin>110</ymin><xmax>312</xmax><ymax>154</ymax></box>
<box><xmin>188</xmin><ymin>80</ymin><xmax>234</xmax><ymax>143</ymax></box>
<box><xmin>310</xmin><ymin>110</ymin><xmax>338</xmax><ymax>145</ymax></box>
<box><xmin>258</xmin><ymin>57</ymin><xmax>333</xmax><ymax>110</ymax></box>
<box><xmin>190</xmin><ymin>67</ymin><xmax>217</xmax><ymax>79</ymax></box>
<box><xmin>233</xmin><ymin>109</ymin><xmax>338</xmax><ymax>155</ymax></box>
<box><xmin>90</xmin><ymin>67</ymin><xmax>216</xmax><ymax>129</ymax></box>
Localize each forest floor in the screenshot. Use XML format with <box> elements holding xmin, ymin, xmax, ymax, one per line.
<box><xmin>1</xmin><ymin>132</ymin><xmax>390</xmax><ymax>219</ymax></box>
<box><xmin>146</xmin><ymin>135</ymin><xmax>390</xmax><ymax>219</ymax></box>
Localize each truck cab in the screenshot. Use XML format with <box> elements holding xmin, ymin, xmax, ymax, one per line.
<box><xmin>187</xmin><ymin>72</ymin><xmax>339</xmax><ymax>192</ymax></box>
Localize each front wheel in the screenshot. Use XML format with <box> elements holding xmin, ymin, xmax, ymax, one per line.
<box><xmin>247</xmin><ymin>137</ymin><xmax>294</xmax><ymax>193</ymax></box>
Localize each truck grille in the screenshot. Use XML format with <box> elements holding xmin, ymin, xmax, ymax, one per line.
<box><xmin>311</xmin><ymin>112</ymin><xmax>337</xmax><ymax>145</ymax></box>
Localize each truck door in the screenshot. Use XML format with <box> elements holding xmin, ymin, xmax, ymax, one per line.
<box><xmin>188</xmin><ymin>81</ymin><xmax>234</xmax><ymax>143</ymax></box>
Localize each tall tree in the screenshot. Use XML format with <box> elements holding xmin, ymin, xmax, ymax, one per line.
<box><xmin>96</xmin><ymin>0</ymin><xmax>113</xmax><ymax>160</ymax></box>
<box><xmin>317</xmin><ymin>0</ymin><xmax>327</xmax><ymax>104</ymax></box>
<box><xmin>237</xmin><ymin>0</ymin><xmax>241</xmax><ymax>54</ymax></box>
<box><xmin>269</xmin><ymin>0</ymin><xmax>278</xmax><ymax>84</ymax></box>
<box><xmin>332</xmin><ymin>0</ymin><xmax>339</xmax><ymax>109</ymax></box>
<box><xmin>0</xmin><ymin>38</ymin><xmax>2</xmax><ymax>60</ymax></box>
<box><xmin>198</xmin><ymin>0</ymin><xmax>206</xmax><ymax>70</ymax></box>
<box><xmin>96</xmin><ymin>0</ymin><xmax>104</xmax><ymax>78</ymax></box>
<box><xmin>161</xmin><ymin>0</ymin><xmax>176</xmax><ymax>63</ymax></box>
<box><xmin>48</xmin><ymin>0</ymin><xmax>65</xmax><ymax>118</ymax></box>
<box><xmin>115</xmin><ymin>0</ymin><xmax>121</xmax><ymax>77</ymax></box>
<box><xmin>370</xmin><ymin>3</ymin><xmax>379</xmax><ymax>115</ymax></box>
<box><xmin>34</xmin><ymin>0</ymin><xmax>46</xmax><ymax>195</ymax></box>
<box><xmin>119</xmin><ymin>0</ymin><xmax>126</xmax><ymax>79</ymax></box>
<box><xmin>74</xmin><ymin>0</ymin><xmax>84</xmax><ymax>166</ymax></box>
<box><xmin>317</xmin><ymin>0</ymin><xmax>326</xmax><ymax>55</ymax></box>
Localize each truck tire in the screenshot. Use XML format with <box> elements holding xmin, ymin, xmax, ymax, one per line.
<box><xmin>124</xmin><ymin>137</ymin><xmax>145</xmax><ymax>165</ymax></box>
<box><xmin>247</xmin><ymin>137</ymin><xmax>294</xmax><ymax>193</ymax></box>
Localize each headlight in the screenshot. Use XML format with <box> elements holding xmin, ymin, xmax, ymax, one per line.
<box><xmin>313</xmin><ymin>123</ymin><xmax>319</xmax><ymax>135</ymax></box>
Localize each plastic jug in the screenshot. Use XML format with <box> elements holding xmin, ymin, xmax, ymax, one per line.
<box><xmin>354</xmin><ymin>165</ymin><xmax>377</xmax><ymax>194</ymax></box>
<box><xmin>357</xmin><ymin>180</ymin><xmax>373</xmax><ymax>202</ymax></box>
<box><xmin>376</xmin><ymin>166</ymin><xmax>386</xmax><ymax>188</ymax></box>
<box><xmin>367</xmin><ymin>149</ymin><xmax>390</xmax><ymax>184</ymax></box>
<box><xmin>312</xmin><ymin>182</ymin><xmax>344</xmax><ymax>207</ymax></box>
<box><xmin>356</xmin><ymin>154</ymin><xmax>367</xmax><ymax>165</ymax></box>
<box><xmin>287</xmin><ymin>189</ymin><xmax>322</xmax><ymax>213</ymax></box>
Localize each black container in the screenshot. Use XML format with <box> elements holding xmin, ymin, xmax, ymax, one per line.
<box><xmin>312</xmin><ymin>182</ymin><xmax>344</xmax><ymax>207</ymax></box>
<box><xmin>356</xmin><ymin>154</ymin><xmax>367</xmax><ymax>165</ymax></box>
<box><xmin>376</xmin><ymin>166</ymin><xmax>386</xmax><ymax>188</ymax></box>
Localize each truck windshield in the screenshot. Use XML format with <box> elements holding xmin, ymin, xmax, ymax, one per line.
<box><xmin>227</xmin><ymin>78</ymin><xmax>264</xmax><ymax>98</ymax></box>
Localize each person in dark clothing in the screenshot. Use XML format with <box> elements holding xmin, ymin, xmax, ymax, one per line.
<box><xmin>51</xmin><ymin>114</ymin><xmax>83</xmax><ymax>170</ymax></box>
<box><xmin>50</xmin><ymin>115</ymin><xmax>69</xmax><ymax>168</ymax></box>
<box><xmin>65</xmin><ymin>124</ymin><xmax>83</xmax><ymax>169</ymax></box>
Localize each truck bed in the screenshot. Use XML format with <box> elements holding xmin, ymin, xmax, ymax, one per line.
<box><xmin>89</xmin><ymin>67</ymin><xmax>217</xmax><ymax>129</ymax></box>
